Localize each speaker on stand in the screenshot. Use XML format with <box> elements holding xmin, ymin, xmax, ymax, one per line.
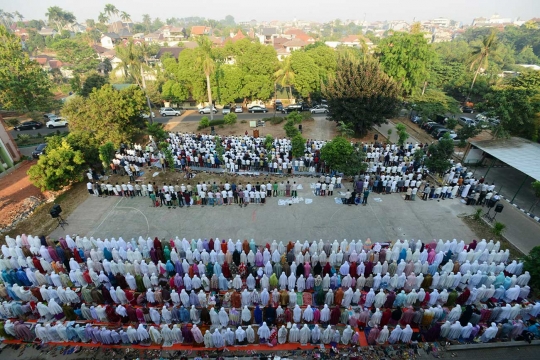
<box><xmin>50</xmin><ymin>204</ymin><xmax>68</xmax><ymax>229</ymax></box>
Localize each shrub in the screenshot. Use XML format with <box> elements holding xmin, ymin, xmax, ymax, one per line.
<box><xmin>284</xmin><ymin>119</ymin><xmax>299</xmax><ymax>138</ymax></box>
<box><xmin>493</xmin><ymin>222</ymin><xmax>506</xmax><ymax>236</ymax></box>
<box><xmin>5</xmin><ymin>118</ymin><xmax>20</xmax><ymax>128</ymax></box>
<box><xmin>198</xmin><ymin>116</ymin><xmax>210</xmax><ymax>130</ymax></box>
<box><xmin>264</xmin><ymin>134</ymin><xmax>274</xmax><ymax>151</ymax></box>
<box><xmin>268</xmin><ymin>116</ymin><xmax>284</xmax><ymax>125</ymax></box>
<box><xmin>240</xmin><ymin>119</ymin><xmax>247</xmax><ymax>124</ymax></box>
<box><xmin>209</xmin><ymin>119</ymin><xmax>225</xmax><ymax>126</ymax></box>
<box><xmin>286</xmin><ymin>111</ymin><xmax>303</xmax><ymax>124</ymax></box>
<box><xmin>473</xmin><ymin>208</ymin><xmax>483</xmax><ymax>221</ymax></box>
<box><xmin>16</xmin><ymin>134</ymin><xmax>31</xmax><ymax>145</ymax></box>
<box><xmin>302</xmin><ymin>112</ymin><xmax>314</xmax><ymax>121</ymax></box>
<box><xmin>223</xmin><ymin>113</ymin><xmax>238</xmax><ymax>125</ymax></box>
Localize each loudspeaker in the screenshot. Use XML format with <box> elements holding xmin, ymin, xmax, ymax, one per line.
<box><xmin>487</xmin><ymin>199</ymin><xmax>497</xmax><ymax>208</ymax></box>
<box><xmin>298</xmin><ymin>124</ymin><xmax>302</xmax><ymax>130</ymax></box>
<box><xmin>374</xmin><ymin>134</ymin><xmax>379</xmax><ymax>140</ymax></box>
<box><xmin>50</xmin><ymin>204</ymin><xmax>62</xmax><ymax>218</ymax></box>
<box><xmin>494</xmin><ymin>203</ymin><xmax>504</xmax><ymax>213</ymax></box>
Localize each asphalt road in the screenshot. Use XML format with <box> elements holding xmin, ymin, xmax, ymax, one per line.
<box><xmin>9</xmin><ymin>125</ymin><xmax>69</xmax><ymax>138</ymax></box>
<box><xmin>182</xmin><ymin>111</ymin><xmax>327</xmax><ymax>122</ymax></box>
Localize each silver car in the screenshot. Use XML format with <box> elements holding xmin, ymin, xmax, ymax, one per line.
<box><xmin>310</xmin><ymin>105</ymin><xmax>329</xmax><ymax>114</ymax></box>
<box><xmin>160</xmin><ymin>107</ymin><xmax>180</xmax><ymax>116</ymax></box>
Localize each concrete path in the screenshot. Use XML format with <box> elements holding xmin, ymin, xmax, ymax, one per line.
<box><xmin>50</xmin><ymin>179</ymin><xmax>476</xmax><ymax>245</ymax></box>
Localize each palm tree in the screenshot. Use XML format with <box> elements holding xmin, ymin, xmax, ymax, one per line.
<box><xmin>142</xmin><ymin>14</ymin><xmax>151</xmax><ymax>32</ymax></box>
<box><xmin>14</xmin><ymin>11</ymin><xmax>23</xmax><ymax>22</ymax></box>
<box><xmin>468</xmin><ymin>30</ymin><xmax>499</xmax><ymax>98</ymax></box>
<box><xmin>274</xmin><ymin>56</ymin><xmax>295</xmax><ymax>102</ymax></box>
<box><xmin>98</xmin><ymin>12</ymin><xmax>109</xmax><ymax>25</ymax></box>
<box><xmin>196</xmin><ymin>37</ymin><xmax>215</xmax><ymax>120</ymax></box>
<box><xmin>45</xmin><ymin>6</ymin><xmax>63</xmax><ymax>32</ymax></box>
<box><xmin>104</xmin><ymin>3</ymin><xmax>118</xmax><ymax>32</ymax></box>
<box><xmin>120</xmin><ymin>11</ymin><xmax>131</xmax><ymax>23</ymax></box>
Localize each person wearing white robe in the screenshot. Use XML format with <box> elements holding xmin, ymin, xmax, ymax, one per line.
<box><xmin>321</xmin><ymin>325</ymin><xmax>332</xmax><ymax>344</ymax></box>
<box><xmin>321</xmin><ymin>304</ymin><xmax>330</xmax><ymax>323</ymax></box>
<box><xmin>232</xmin><ymin>275</ymin><xmax>242</xmax><ymax>290</ymax></box>
<box><xmin>241</xmin><ymin>289</ymin><xmax>251</xmax><ymax>307</ymax></box>
<box><xmin>190</xmin><ymin>305</ymin><xmax>200</xmax><ymax>324</ymax></box>
<box><xmin>447</xmin><ymin>322</ymin><xmax>462</xmax><ymax>340</ymax></box>
<box><xmin>149</xmin><ymin>326</ymin><xmax>162</xmax><ymax>344</ymax></box>
<box><xmin>365</xmin><ymin>288</ymin><xmax>376</xmax><ymax>307</ymax></box>
<box><xmin>212</xmin><ymin>328</ymin><xmax>224</xmax><ymax>347</ymax></box>
<box><xmin>246</xmin><ymin>274</ymin><xmax>256</xmax><ymax>290</ymax></box>
<box><xmin>203</xmin><ymin>330</ymin><xmax>213</xmax><ymax>348</ymax></box>
<box><xmin>218</xmin><ymin>307</ymin><xmax>229</xmax><ymax>327</ymax></box>
<box><xmin>235</xmin><ymin>326</ymin><xmax>246</xmax><ymax>343</ymax></box>
<box><xmin>191</xmin><ymin>324</ymin><xmax>204</xmax><ymax>343</ymax></box>
<box><xmin>342</xmin><ymin>288</ymin><xmax>354</xmax><ymax>307</ymax></box>
<box><xmin>161</xmin><ymin>324</ymin><xmax>174</xmax><ymax>347</ymax></box>
<box><xmin>278</xmin><ymin>325</ymin><xmax>288</xmax><ymax>344</ymax></box>
<box><xmin>241</xmin><ymin>306</ymin><xmax>251</xmax><ymax>324</ymax></box>
<box><xmin>47</xmin><ymin>298</ymin><xmax>63</xmax><ymax>315</ymax></box>
<box><xmin>246</xmin><ymin>325</ymin><xmax>256</xmax><ymax>343</ymax></box>
<box><xmin>504</xmin><ymin>285</ymin><xmax>520</xmax><ymax>302</ymax></box>
<box><xmin>401</xmin><ymin>324</ymin><xmax>413</xmax><ymax>343</ymax></box>
<box><xmin>288</xmin><ymin>273</ymin><xmax>296</xmax><ymax>290</ymax></box>
<box><xmin>293</xmin><ymin>305</ymin><xmax>302</xmax><ymax>323</ymax></box>
<box><xmin>388</xmin><ymin>325</ymin><xmax>402</xmax><ymax>344</ymax></box>
<box><xmin>224</xmin><ymin>328</ymin><xmax>235</xmax><ymax>346</ymax></box>
<box><xmin>480</xmin><ymin>323</ymin><xmax>498</xmax><ymax>342</ymax></box>
<box><xmin>325</xmin><ymin>289</ymin><xmax>334</xmax><ymax>306</ymax></box>
<box><xmin>289</xmin><ymin>325</ymin><xmax>300</xmax><ymax>343</ymax></box>
<box><xmin>137</xmin><ymin>324</ymin><xmax>149</xmax><ymax>341</ymax></box>
<box><xmin>369</xmin><ymin>308</ymin><xmax>382</xmax><ymax>327</ymax></box>
<box><xmin>341</xmin><ymin>325</ymin><xmax>353</xmax><ymax>344</ymax></box>
<box><xmin>297</xmin><ymin>275</ymin><xmax>306</xmax><ymax>292</ymax></box>
<box><xmin>258</xmin><ymin>322</ymin><xmax>271</xmax><ymax>342</ymax></box>
<box><xmin>298</xmin><ymin>324</ymin><xmax>310</xmax><ymax>345</ymax></box>
<box><xmin>303</xmin><ymin>305</ymin><xmax>314</xmax><ymax>322</ymax></box>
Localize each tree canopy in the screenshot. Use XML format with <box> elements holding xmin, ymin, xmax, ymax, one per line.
<box><xmin>424</xmin><ymin>134</ymin><xmax>454</xmax><ymax>175</ymax></box>
<box><xmin>61</xmin><ymin>84</ymin><xmax>146</xmax><ymax>146</ymax></box>
<box><xmin>52</xmin><ymin>39</ymin><xmax>99</xmax><ymax>76</ymax></box>
<box><xmin>323</xmin><ymin>54</ymin><xmax>401</xmax><ymax>135</ymax></box>
<box><xmin>0</xmin><ymin>25</ymin><xmax>53</xmax><ymax>111</ymax></box>
<box><xmin>320</xmin><ymin>136</ymin><xmax>367</xmax><ymax>176</ymax></box>
<box><xmin>377</xmin><ymin>32</ymin><xmax>436</xmax><ymax>95</ymax></box>
<box><xmin>80</xmin><ymin>73</ymin><xmax>108</xmax><ymax>97</ymax></box>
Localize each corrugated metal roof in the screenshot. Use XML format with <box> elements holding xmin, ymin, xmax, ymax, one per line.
<box><xmin>470</xmin><ymin>137</ymin><xmax>540</xmax><ymax>181</ymax></box>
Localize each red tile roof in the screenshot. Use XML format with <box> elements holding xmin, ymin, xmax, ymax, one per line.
<box><xmin>191</xmin><ymin>26</ymin><xmax>210</xmax><ymax>35</ymax></box>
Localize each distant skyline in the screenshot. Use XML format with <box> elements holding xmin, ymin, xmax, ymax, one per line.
<box><xmin>1</xmin><ymin>0</ymin><xmax>539</xmax><ymax>25</ymax></box>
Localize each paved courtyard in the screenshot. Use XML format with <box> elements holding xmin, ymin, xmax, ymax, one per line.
<box><xmin>50</xmin><ymin>178</ymin><xmax>477</xmax><ymax>245</ymax></box>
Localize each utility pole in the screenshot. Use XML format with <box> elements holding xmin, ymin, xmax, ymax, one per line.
<box><xmin>140</xmin><ymin>66</ymin><xmax>154</xmax><ymax>124</ymax></box>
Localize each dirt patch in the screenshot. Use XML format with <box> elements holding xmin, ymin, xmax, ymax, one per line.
<box><xmin>0</xmin><ymin>161</ymin><xmax>49</xmax><ymax>231</ymax></box>
<box><xmin>166</xmin><ymin>116</ymin><xmax>377</xmax><ymax>143</ymax></box>
<box><xmin>461</xmin><ymin>213</ymin><xmax>523</xmax><ymax>260</ymax></box>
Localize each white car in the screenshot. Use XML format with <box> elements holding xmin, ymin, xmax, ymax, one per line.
<box><xmin>160</xmin><ymin>107</ymin><xmax>181</xmax><ymax>116</ymax></box>
<box><xmin>141</xmin><ymin>111</ymin><xmax>155</xmax><ymax>119</ymax></box>
<box><xmin>234</xmin><ymin>105</ymin><xmax>243</xmax><ymax>113</ymax></box>
<box><xmin>199</xmin><ymin>106</ymin><xmax>218</xmax><ymax>114</ymax></box>
<box><xmin>46</xmin><ymin>117</ymin><xmax>68</xmax><ymax>128</ymax></box>
<box><xmin>310</xmin><ymin>105</ymin><xmax>329</xmax><ymax>114</ymax></box>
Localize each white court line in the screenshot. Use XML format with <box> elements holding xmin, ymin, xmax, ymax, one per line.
<box><xmin>115</xmin><ymin>206</ymin><xmax>150</xmax><ymax>239</ymax></box>
<box><xmin>88</xmin><ymin>197</ymin><xmax>123</xmax><ymax>237</ymax></box>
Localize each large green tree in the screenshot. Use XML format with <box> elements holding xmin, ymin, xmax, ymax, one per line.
<box><xmin>323</xmin><ymin>54</ymin><xmax>401</xmax><ymax>135</ymax></box>
<box><xmin>80</xmin><ymin>73</ymin><xmax>108</xmax><ymax>97</ymax></box>
<box><xmin>291</xmin><ymin>133</ymin><xmax>306</xmax><ymax>158</ymax></box>
<box><xmin>409</xmin><ymin>88</ymin><xmax>460</xmax><ymax>119</ymax></box>
<box><xmin>424</xmin><ymin>134</ymin><xmax>454</xmax><ymax>175</ymax></box>
<box><xmin>290</xmin><ymin>51</ymin><xmax>319</xmax><ymax>98</ymax></box>
<box><xmin>61</xmin><ymin>84</ymin><xmax>146</xmax><ymax>146</ymax></box>
<box><xmin>320</xmin><ymin>136</ymin><xmax>367</xmax><ymax>176</ymax></box>
<box><xmin>45</xmin><ymin>6</ymin><xmax>76</xmax><ymax>33</ymax></box>
<box><xmin>28</xmin><ymin>139</ymin><xmax>86</xmax><ymax>191</ymax></box>
<box><xmin>468</xmin><ymin>30</ymin><xmax>500</xmax><ymax>96</ymax></box>
<box><xmin>0</xmin><ymin>26</ymin><xmax>53</xmax><ymax>111</ymax></box>
<box><xmin>52</xmin><ymin>39</ymin><xmax>99</xmax><ymax>76</ymax></box>
<box><xmin>305</xmin><ymin>44</ymin><xmax>337</xmax><ymax>86</ymax></box>
<box><xmin>377</xmin><ymin>32</ymin><xmax>435</xmax><ymax>95</ymax></box>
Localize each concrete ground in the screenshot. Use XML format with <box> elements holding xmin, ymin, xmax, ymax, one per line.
<box><xmin>49</xmin><ymin>178</ymin><xmax>476</xmax><ymax>244</ymax></box>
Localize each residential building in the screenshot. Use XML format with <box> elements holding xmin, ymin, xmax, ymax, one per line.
<box><xmin>155</xmin><ymin>47</ymin><xmax>184</xmax><ymax>60</ymax></box>
<box><xmin>228</xmin><ymin>30</ymin><xmax>246</xmax><ymax>43</ymax></box>
<box><xmin>472</xmin><ymin>14</ymin><xmax>513</xmax><ymax>27</ymax></box>
<box><xmin>101</xmin><ymin>33</ymin><xmax>120</xmax><ymax>49</ymax></box>
<box><xmin>191</xmin><ymin>26</ymin><xmax>211</xmax><ymax>36</ymax></box>
<box><xmin>432</xmin><ymin>18</ymin><xmax>451</xmax><ymax>27</ymax></box>
<box><xmin>144</xmin><ymin>32</ymin><xmax>163</xmax><ymax>43</ymax></box>
<box><xmin>161</xmin><ymin>26</ymin><xmax>185</xmax><ymax>41</ymax></box>
<box><xmin>281</xmin><ymin>38</ymin><xmax>308</xmax><ymax>53</ymax></box>
<box><xmin>283</xmin><ymin>28</ymin><xmax>315</xmax><ymax>43</ymax></box>
<box><xmin>38</xmin><ymin>27</ymin><xmax>57</xmax><ymax>36</ymax></box>
<box><xmin>259</xmin><ymin>27</ymin><xmax>279</xmax><ymax>45</ymax></box>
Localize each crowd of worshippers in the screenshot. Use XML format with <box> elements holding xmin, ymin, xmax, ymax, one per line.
<box><xmin>86</xmin><ymin>180</ymin><xmax>309</xmax><ymax>207</ymax></box>
<box><xmin>0</xmin><ymin>234</ymin><xmax>538</xmax><ymax>348</ymax></box>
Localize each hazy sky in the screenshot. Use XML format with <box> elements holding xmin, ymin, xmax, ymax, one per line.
<box><xmin>1</xmin><ymin>0</ymin><xmax>539</xmax><ymax>25</ymax></box>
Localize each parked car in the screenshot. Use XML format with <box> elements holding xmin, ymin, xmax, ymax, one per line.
<box><xmin>141</xmin><ymin>111</ymin><xmax>155</xmax><ymax>119</ymax></box>
<box><xmin>459</xmin><ymin>116</ymin><xmax>476</xmax><ymax>127</ymax></box>
<box><xmin>222</xmin><ymin>105</ymin><xmax>231</xmax><ymax>115</ymax></box>
<box><xmin>274</xmin><ymin>100</ymin><xmax>283</xmax><ymax>112</ymax></box>
<box><xmin>421</xmin><ymin>121</ymin><xmax>437</xmax><ymax>130</ymax></box>
<box><xmin>310</xmin><ymin>105</ymin><xmax>329</xmax><ymax>114</ymax></box>
<box><xmin>199</xmin><ymin>106</ymin><xmax>217</xmax><ymax>114</ymax></box>
<box><xmin>248</xmin><ymin>105</ymin><xmax>268</xmax><ymax>113</ymax></box>
<box><xmin>475</xmin><ymin>113</ymin><xmax>488</xmax><ymax>121</ymax></box>
<box><xmin>461</xmin><ymin>106</ymin><xmax>474</xmax><ymax>113</ymax></box>
<box><xmin>46</xmin><ymin>117</ymin><xmax>68</xmax><ymax>128</ymax></box>
<box><xmin>428</xmin><ymin>124</ymin><xmax>445</xmax><ymax>134</ymax></box>
<box><xmin>14</xmin><ymin>121</ymin><xmax>43</xmax><ymax>131</ymax></box>
<box><xmin>160</xmin><ymin>107</ymin><xmax>181</xmax><ymax>116</ymax></box>
<box><xmin>439</xmin><ymin>135</ymin><xmax>460</xmax><ymax>141</ymax></box>
<box><xmin>234</xmin><ymin>105</ymin><xmax>243</xmax><ymax>113</ymax></box>
<box><xmin>32</xmin><ymin>143</ymin><xmax>47</xmax><ymax>158</ymax></box>
<box><xmin>435</xmin><ymin>114</ymin><xmax>448</xmax><ymax>124</ymax></box>
<box><xmin>433</xmin><ymin>128</ymin><xmax>456</xmax><ymax>138</ymax></box>
<box><xmin>43</xmin><ymin>113</ymin><xmax>58</xmax><ymax>121</ymax></box>
<box><xmin>488</xmin><ymin>118</ymin><xmax>500</xmax><ymax>126</ymax></box>
<box><xmin>281</xmin><ymin>104</ymin><xmax>302</xmax><ymax>114</ymax></box>
<box><xmin>410</xmin><ymin>115</ymin><xmax>422</xmax><ymax>123</ymax></box>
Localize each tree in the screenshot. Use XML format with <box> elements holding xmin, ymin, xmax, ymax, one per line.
<box><xmin>45</xmin><ymin>6</ymin><xmax>76</xmax><ymax>33</ymax></box>
<box><xmin>52</xmin><ymin>39</ymin><xmax>100</xmax><ymax>76</ymax></box>
<box><xmin>446</xmin><ymin>118</ymin><xmax>458</xmax><ymax>130</ymax></box>
<box><xmin>290</xmin><ymin>51</ymin><xmax>319</xmax><ymax>98</ymax></box>
<box><xmin>147</xmin><ymin>122</ymin><xmax>167</xmax><ymax>142</ymax></box>
<box><xmin>523</xmin><ymin>246</ymin><xmax>540</xmax><ymax>291</ymax></box>
<box><xmin>264</xmin><ymin>135</ymin><xmax>274</xmax><ymax>151</ymax></box>
<box><xmin>286</xmin><ymin>111</ymin><xmax>303</xmax><ymax>124</ymax></box>
<box><xmin>320</xmin><ymin>136</ymin><xmax>367</xmax><ymax>176</ymax></box>
<box><xmin>0</xmin><ymin>26</ymin><xmax>53</xmax><ymax>111</ymax></box>
<box><xmin>456</xmin><ymin>124</ymin><xmax>481</xmax><ymax>147</ymax></box>
<box><xmin>197</xmin><ymin>37</ymin><xmax>215</xmax><ymax>120</ymax></box>
<box><xmin>98</xmin><ymin>142</ymin><xmax>116</xmax><ymax>169</ymax></box>
<box><xmin>323</xmin><ymin>55</ymin><xmax>401</xmax><ymax>136</ymax></box>
<box><xmin>468</xmin><ymin>30</ymin><xmax>500</xmax><ymax>97</ymax></box>
<box><xmin>409</xmin><ymin>89</ymin><xmax>460</xmax><ymax>119</ymax></box>
<box><xmin>274</xmin><ymin>56</ymin><xmax>295</xmax><ymax>101</ymax></box>
<box><xmin>142</xmin><ymin>14</ymin><xmax>151</xmax><ymax>32</ymax></box>
<box><xmin>98</xmin><ymin>12</ymin><xmax>109</xmax><ymax>25</ymax></box>
<box><xmin>28</xmin><ymin>139</ymin><xmax>86</xmax><ymax>191</ymax></box>
<box><xmin>104</xmin><ymin>3</ymin><xmax>118</xmax><ymax>32</ymax></box>
<box><xmin>395</xmin><ymin>123</ymin><xmax>409</xmax><ymax>147</ymax></box>
<box><xmin>377</xmin><ymin>32</ymin><xmax>436</xmax><ymax>95</ymax></box>
<box><xmin>120</xmin><ymin>11</ymin><xmax>131</xmax><ymax>23</ymax></box>
<box><xmin>283</xmin><ymin>119</ymin><xmax>299</xmax><ymax>138</ymax></box>
<box><xmin>291</xmin><ymin>134</ymin><xmax>306</xmax><ymax>158</ymax></box>
<box><xmin>337</xmin><ymin>121</ymin><xmax>355</xmax><ymax>138</ymax></box>
<box><xmin>80</xmin><ymin>73</ymin><xmax>108</xmax><ymax>97</ymax></box>
<box><xmin>305</xmin><ymin>44</ymin><xmax>337</xmax><ymax>85</ymax></box>
<box><xmin>61</xmin><ymin>84</ymin><xmax>146</xmax><ymax>146</ymax></box>
<box><xmin>159</xmin><ymin>142</ymin><xmax>175</xmax><ymax>171</ymax></box>
<box><xmin>424</xmin><ymin>133</ymin><xmax>454</xmax><ymax>175</ymax></box>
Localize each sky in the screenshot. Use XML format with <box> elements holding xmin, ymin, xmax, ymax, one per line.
<box><xmin>1</xmin><ymin>0</ymin><xmax>539</xmax><ymax>25</ymax></box>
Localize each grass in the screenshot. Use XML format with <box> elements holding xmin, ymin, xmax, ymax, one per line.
<box><xmin>462</xmin><ymin>212</ymin><xmax>523</xmax><ymax>260</ymax></box>
<box><xmin>2</xmin><ymin>181</ymin><xmax>88</xmax><ymax>240</ymax></box>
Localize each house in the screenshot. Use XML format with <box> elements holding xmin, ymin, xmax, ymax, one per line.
<box><xmin>178</xmin><ymin>41</ymin><xmax>198</xmax><ymax>49</ymax></box>
<box><xmin>92</xmin><ymin>44</ymin><xmax>109</xmax><ymax>59</ymax></box>
<box><xmin>161</xmin><ymin>26</ymin><xmax>185</xmax><ymax>41</ymax></box>
<box><xmin>133</xmin><ymin>33</ymin><xmax>145</xmax><ymax>40</ymax></box>
<box><xmin>276</xmin><ymin>47</ymin><xmax>290</xmax><ymax>61</ymax></box>
<box><xmin>191</xmin><ymin>26</ymin><xmax>211</xmax><ymax>36</ymax></box>
<box><xmin>155</xmin><ymin>47</ymin><xmax>184</xmax><ymax>60</ymax></box>
<box><xmin>116</xmin><ymin>28</ymin><xmax>133</xmax><ymax>39</ymax></box>
<box><xmin>101</xmin><ymin>33</ymin><xmax>120</xmax><ymax>49</ymax></box>
<box><xmin>340</xmin><ymin>35</ymin><xmax>374</xmax><ymax>49</ymax></box>
<box><xmin>38</xmin><ymin>27</ymin><xmax>57</xmax><ymax>36</ymax></box>
<box><xmin>144</xmin><ymin>32</ymin><xmax>163</xmax><ymax>43</ymax></box>
<box><xmin>281</xmin><ymin>38</ymin><xmax>308</xmax><ymax>53</ymax></box>
<box><xmin>283</xmin><ymin>28</ymin><xmax>314</xmax><ymax>43</ymax></box>
<box><xmin>228</xmin><ymin>30</ymin><xmax>245</xmax><ymax>43</ymax></box>
<box><xmin>209</xmin><ymin>36</ymin><xmax>224</xmax><ymax>47</ymax></box>
<box><xmin>259</xmin><ymin>27</ymin><xmax>279</xmax><ymax>45</ymax></box>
